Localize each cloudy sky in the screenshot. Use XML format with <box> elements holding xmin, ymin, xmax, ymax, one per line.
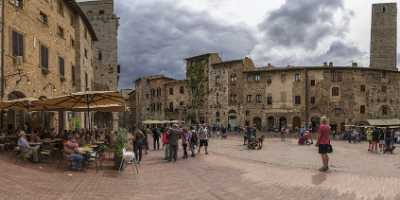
<box><xmin>114</xmin><ymin>0</ymin><xmax>397</xmax><ymax>88</ymax></box>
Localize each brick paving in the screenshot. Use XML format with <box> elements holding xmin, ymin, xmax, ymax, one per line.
<box><xmin>1</xmin><ymin>137</ymin><xmax>400</xmax><ymax>200</ymax></box>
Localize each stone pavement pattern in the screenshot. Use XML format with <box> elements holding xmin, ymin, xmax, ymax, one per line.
<box><xmin>1</xmin><ymin>137</ymin><xmax>400</xmax><ymax>200</ymax></box>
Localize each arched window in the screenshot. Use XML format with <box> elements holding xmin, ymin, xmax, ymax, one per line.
<box><xmin>169</xmin><ymin>102</ymin><xmax>174</xmax><ymax>112</ymax></box>
<box><xmin>332</xmin><ymin>87</ymin><xmax>340</xmax><ymax>97</ymax></box>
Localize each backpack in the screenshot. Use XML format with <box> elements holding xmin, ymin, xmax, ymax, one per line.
<box><xmin>191</xmin><ymin>132</ymin><xmax>198</xmax><ymax>144</ymax></box>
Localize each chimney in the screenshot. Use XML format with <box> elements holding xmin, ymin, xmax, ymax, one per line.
<box><xmin>352</xmin><ymin>62</ymin><xmax>358</xmax><ymax>67</ymax></box>
<box><xmin>329</xmin><ymin>62</ymin><xmax>333</xmax><ymax>67</ymax></box>
<box><xmin>323</xmin><ymin>62</ymin><xmax>328</xmax><ymax>67</ymax></box>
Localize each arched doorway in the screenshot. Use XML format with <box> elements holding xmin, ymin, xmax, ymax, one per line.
<box><xmin>311</xmin><ymin>116</ymin><xmax>320</xmax><ymax>131</ymax></box>
<box><xmin>267</xmin><ymin>116</ymin><xmax>275</xmax><ymax>131</ymax></box>
<box><xmin>279</xmin><ymin>117</ymin><xmax>287</xmax><ymax>129</ymax></box>
<box><xmin>228</xmin><ymin>110</ymin><xmax>237</xmax><ymax>131</ymax></box>
<box><xmin>94</xmin><ymin>112</ymin><xmax>113</xmax><ymax>129</ymax></box>
<box><xmin>253</xmin><ymin>117</ymin><xmax>262</xmax><ymax>130</ymax></box>
<box><xmin>292</xmin><ymin>116</ymin><xmax>301</xmax><ymax>130</ymax></box>
<box><xmin>6</xmin><ymin>91</ymin><xmax>26</xmax><ymax>131</ymax></box>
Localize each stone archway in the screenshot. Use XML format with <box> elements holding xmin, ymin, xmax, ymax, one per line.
<box><xmin>253</xmin><ymin>117</ymin><xmax>262</xmax><ymax>130</ymax></box>
<box><xmin>228</xmin><ymin>110</ymin><xmax>237</xmax><ymax>131</ymax></box>
<box><xmin>267</xmin><ymin>116</ymin><xmax>275</xmax><ymax>131</ymax></box>
<box><xmin>279</xmin><ymin>117</ymin><xmax>287</xmax><ymax>130</ymax></box>
<box><xmin>311</xmin><ymin>116</ymin><xmax>320</xmax><ymax>131</ymax></box>
<box><xmin>292</xmin><ymin>116</ymin><xmax>301</xmax><ymax>130</ymax></box>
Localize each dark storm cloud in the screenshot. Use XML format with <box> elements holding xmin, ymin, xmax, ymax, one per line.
<box><xmin>310</xmin><ymin>40</ymin><xmax>365</xmax><ymax>65</ymax></box>
<box><xmin>259</xmin><ymin>0</ymin><xmax>352</xmax><ymax>50</ymax></box>
<box><xmin>117</xmin><ymin>1</ymin><xmax>256</xmax><ymax>88</ymax></box>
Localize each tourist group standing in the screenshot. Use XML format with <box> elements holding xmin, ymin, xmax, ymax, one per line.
<box><xmin>150</xmin><ymin>124</ymin><xmax>209</xmax><ymax>162</ymax></box>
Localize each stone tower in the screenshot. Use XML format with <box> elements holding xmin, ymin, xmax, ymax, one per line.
<box><xmin>78</xmin><ymin>0</ymin><xmax>120</xmax><ymax>90</ymax></box>
<box><xmin>78</xmin><ymin>0</ymin><xmax>120</xmax><ymax>130</ymax></box>
<box><xmin>370</xmin><ymin>3</ymin><xmax>397</xmax><ymax>70</ymax></box>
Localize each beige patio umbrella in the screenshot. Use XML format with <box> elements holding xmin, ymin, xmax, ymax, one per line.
<box><xmin>0</xmin><ymin>97</ymin><xmax>40</xmax><ymax>111</ymax></box>
<box><xmin>38</xmin><ymin>91</ymin><xmax>124</xmax><ymax>131</ymax></box>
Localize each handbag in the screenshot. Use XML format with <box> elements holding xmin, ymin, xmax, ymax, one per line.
<box><xmin>327</xmin><ymin>140</ymin><xmax>333</xmax><ymax>153</ymax></box>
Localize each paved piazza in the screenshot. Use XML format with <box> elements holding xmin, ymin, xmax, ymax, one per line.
<box><xmin>1</xmin><ymin>136</ymin><xmax>400</xmax><ymax>200</ymax></box>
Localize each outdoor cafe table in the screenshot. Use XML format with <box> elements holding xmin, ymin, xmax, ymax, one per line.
<box><xmin>42</xmin><ymin>138</ymin><xmax>63</xmax><ymax>144</ymax></box>
<box><xmin>78</xmin><ymin>147</ymin><xmax>93</xmax><ymax>154</ymax></box>
<box><xmin>29</xmin><ymin>142</ymin><xmax>42</xmax><ymax>147</ymax></box>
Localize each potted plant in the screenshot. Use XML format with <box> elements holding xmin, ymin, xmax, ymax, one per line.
<box><xmin>114</xmin><ymin>128</ymin><xmax>128</xmax><ymax>170</ymax></box>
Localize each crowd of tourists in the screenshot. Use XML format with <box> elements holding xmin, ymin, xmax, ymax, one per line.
<box><xmin>365</xmin><ymin>127</ymin><xmax>397</xmax><ymax>154</ymax></box>
<box><xmin>131</xmin><ymin>124</ymin><xmax>210</xmax><ymax>163</ymax></box>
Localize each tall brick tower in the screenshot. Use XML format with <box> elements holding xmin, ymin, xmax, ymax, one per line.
<box><xmin>78</xmin><ymin>0</ymin><xmax>120</xmax><ymax>130</ymax></box>
<box><xmin>370</xmin><ymin>3</ymin><xmax>397</xmax><ymax>70</ymax></box>
<box><xmin>78</xmin><ymin>0</ymin><xmax>120</xmax><ymax>90</ymax></box>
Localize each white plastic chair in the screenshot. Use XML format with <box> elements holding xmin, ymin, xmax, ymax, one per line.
<box><xmin>118</xmin><ymin>148</ymin><xmax>139</xmax><ymax>174</ymax></box>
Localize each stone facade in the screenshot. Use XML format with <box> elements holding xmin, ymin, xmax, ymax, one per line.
<box><xmin>185</xmin><ymin>53</ymin><xmax>222</xmax><ymax>123</ymax></box>
<box><xmin>370</xmin><ymin>3</ymin><xmax>397</xmax><ymax>70</ymax></box>
<box><xmin>134</xmin><ymin>75</ymin><xmax>175</xmax><ymax>126</ymax></box>
<box><xmin>132</xmin><ymin>58</ymin><xmax>400</xmax><ymax>133</ymax></box>
<box><xmin>131</xmin><ymin>2</ymin><xmax>400</xmax><ymax>133</ymax></box>
<box><xmin>165</xmin><ymin>80</ymin><xmax>189</xmax><ymax>121</ymax></box>
<box><xmin>0</xmin><ymin>0</ymin><xmax>97</xmax><ymax>131</ymax></box>
<box><xmin>78</xmin><ymin>0</ymin><xmax>119</xmax><ymax>130</ymax></box>
<box><xmin>77</xmin><ymin>0</ymin><xmax>119</xmax><ymax>91</ymax></box>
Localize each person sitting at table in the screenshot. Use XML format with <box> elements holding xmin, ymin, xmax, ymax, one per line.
<box><xmin>18</xmin><ymin>131</ymin><xmax>40</xmax><ymax>162</ymax></box>
<box><xmin>64</xmin><ymin>136</ymin><xmax>84</xmax><ymax>170</ymax></box>
<box><xmin>30</xmin><ymin>130</ymin><xmax>41</xmax><ymax>143</ymax></box>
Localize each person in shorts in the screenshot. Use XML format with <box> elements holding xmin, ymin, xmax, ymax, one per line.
<box><xmin>317</xmin><ymin>116</ymin><xmax>331</xmax><ymax>172</ymax></box>
<box><xmin>198</xmin><ymin>125</ymin><xmax>209</xmax><ymax>155</ymax></box>
<box><xmin>366</xmin><ymin>127</ymin><xmax>373</xmax><ymax>151</ymax></box>
<box><xmin>379</xmin><ymin>128</ymin><xmax>385</xmax><ymax>153</ymax></box>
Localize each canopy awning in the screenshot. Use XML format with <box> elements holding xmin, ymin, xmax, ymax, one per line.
<box><xmin>0</xmin><ymin>98</ymin><xmax>39</xmax><ymax>111</ymax></box>
<box><xmin>367</xmin><ymin>119</ymin><xmax>400</xmax><ymax>126</ymax></box>
<box><xmin>0</xmin><ymin>91</ymin><xmax>125</xmax><ymax>112</ymax></box>
<box><xmin>35</xmin><ymin>91</ymin><xmax>124</xmax><ymax>111</ymax></box>
<box><xmin>142</xmin><ymin>120</ymin><xmax>163</xmax><ymax>124</ymax></box>
<box><xmin>142</xmin><ymin>120</ymin><xmax>185</xmax><ymax>125</ymax></box>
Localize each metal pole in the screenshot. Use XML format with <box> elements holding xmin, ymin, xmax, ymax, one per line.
<box><xmin>86</xmin><ymin>93</ymin><xmax>91</xmax><ymax>133</ymax></box>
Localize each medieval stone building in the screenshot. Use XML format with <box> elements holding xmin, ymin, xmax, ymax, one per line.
<box><xmin>131</xmin><ymin>3</ymin><xmax>400</xmax><ymax>133</ymax></box>
<box><xmin>0</xmin><ymin>0</ymin><xmax>97</xmax><ymax>131</ymax></box>
<box><xmin>78</xmin><ymin>0</ymin><xmax>119</xmax><ymax>129</ymax></box>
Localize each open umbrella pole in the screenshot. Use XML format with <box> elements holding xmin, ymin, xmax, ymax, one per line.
<box><xmin>86</xmin><ymin>93</ymin><xmax>91</xmax><ymax>133</ymax></box>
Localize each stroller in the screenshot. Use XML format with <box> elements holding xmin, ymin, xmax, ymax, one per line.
<box><xmin>247</xmin><ymin>137</ymin><xmax>258</xmax><ymax>150</ymax></box>
<box><xmin>248</xmin><ymin>135</ymin><xmax>264</xmax><ymax>150</ymax></box>
<box><xmin>298</xmin><ymin>131</ymin><xmax>313</xmax><ymax>145</ymax></box>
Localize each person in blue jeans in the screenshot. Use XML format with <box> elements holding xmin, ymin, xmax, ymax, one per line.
<box><xmin>64</xmin><ymin>136</ymin><xmax>84</xmax><ymax>170</ymax></box>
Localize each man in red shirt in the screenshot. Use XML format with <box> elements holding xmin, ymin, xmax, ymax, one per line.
<box><xmin>317</xmin><ymin>116</ymin><xmax>332</xmax><ymax>172</ymax></box>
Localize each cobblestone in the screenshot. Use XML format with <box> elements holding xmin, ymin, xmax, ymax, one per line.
<box><xmin>1</xmin><ymin>137</ymin><xmax>400</xmax><ymax>200</ymax></box>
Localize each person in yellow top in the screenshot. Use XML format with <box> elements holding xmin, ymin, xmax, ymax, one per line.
<box><xmin>366</xmin><ymin>127</ymin><xmax>373</xmax><ymax>152</ymax></box>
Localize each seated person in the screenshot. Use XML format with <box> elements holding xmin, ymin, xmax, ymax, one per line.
<box><xmin>30</xmin><ymin>130</ymin><xmax>41</xmax><ymax>143</ymax></box>
<box><xmin>64</xmin><ymin>136</ymin><xmax>84</xmax><ymax>170</ymax></box>
<box><xmin>17</xmin><ymin>131</ymin><xmax>40</xmax><ymax>162</ymax></box>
